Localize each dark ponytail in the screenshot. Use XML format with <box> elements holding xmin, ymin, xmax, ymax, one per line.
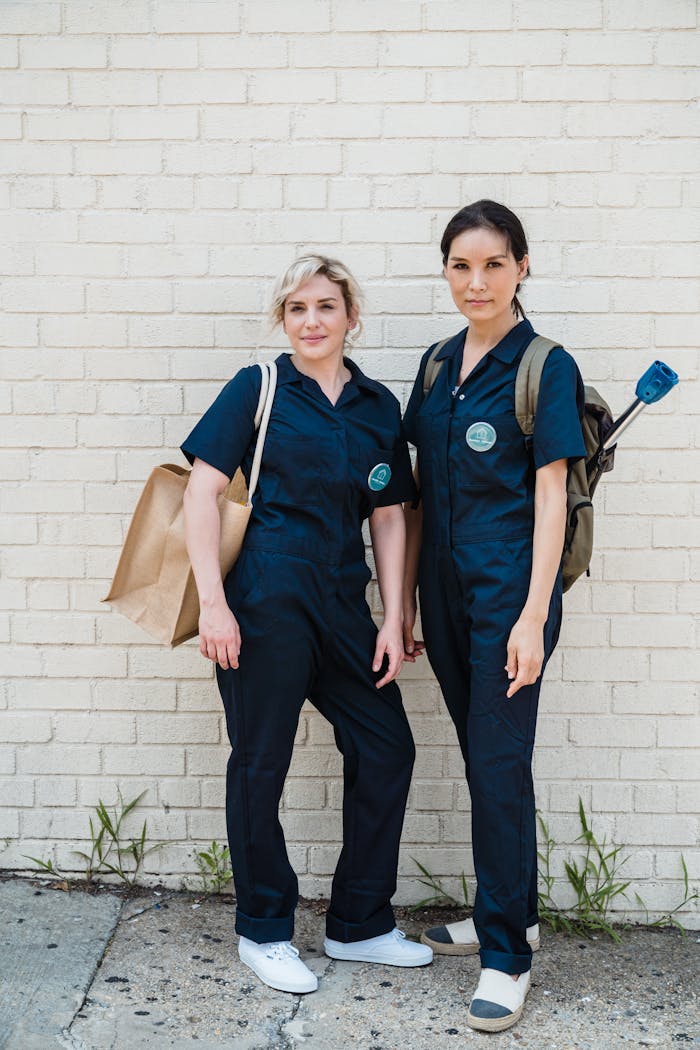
<box><xmin>440</xmin><ymin>200</ymin><xmax>531</xmax><ymax>318</ymax></box>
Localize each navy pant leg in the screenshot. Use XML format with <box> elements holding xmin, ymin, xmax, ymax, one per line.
<box><xmin>216</xmin><ymin>551</ymin><xmax>323</xmax><ymax>944</ymax></box>
<box><xmin>418</xmin><ymin>545</ymin><xmax>472</xmax><ymax>770</ymax></box>
<box><xmin>217</xmin><ymin>551</ymin><xmax>415</xmax><ymax>946</ymax></box>
<box><xmin>419</xmin><ymin>540</ymin><xmax>562</xmax><ymax>975</ymax></box>
<box><xmin>311</xmin><ymin>586</ymin><xmax>416</xmax><ymax>943</ymax></box>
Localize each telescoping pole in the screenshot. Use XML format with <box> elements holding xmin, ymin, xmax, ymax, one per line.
<box><xmin>601</xmin><ymin>360</ymin><xmax>679</xmax><ymax>455</ymax></box>
<box><xmin>585</xmin><ymin>360</ymin><xmax>679</xmax><ymax>497</ymax></box>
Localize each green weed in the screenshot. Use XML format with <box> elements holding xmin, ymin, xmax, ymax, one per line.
<box><xmin>25</xmin><ymin>791</ymin><xmax>164</xmax><ymax>888</ymax></box>
<box><xmin>409</xmin><ymin>857</ymin><xmax>470</xmax><ymax>911</ymax></box>
<box><xmin>635</xmin><ymin>855</ymin><xmax>699</xmax><ymax>937</ymax></box>
<box><xmin>194</xmin><ymin>840</ymin><xmax>233</xmax><ymax>895</ymax></box>
<box><xmin>537</xmin><ymin>801</ymin><xmax>631</xmax><ymax>941</ymax></box>
<box><xmin>411</xmin><ymin>798</ymin><xmax>698</xmax><ymax>940</ymax></box>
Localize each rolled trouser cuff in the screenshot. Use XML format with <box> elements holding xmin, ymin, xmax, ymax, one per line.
<box><xmin>235</xmin><ymin>908</ymin><xmax>294</xmax><ymax>945</ymax></box>
<box><xmin>480</xmin><ymin>947</ymin><xmax>532</xmax><ymax>976</ymax></box>
<box><xmin>325</xmin><ymin>903</ymin><xmax>395</xmax><ymax>944</ymax></box>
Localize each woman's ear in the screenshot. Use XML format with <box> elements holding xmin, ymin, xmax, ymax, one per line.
<box><xmin>517</xmin><ymin>255</ymin><xmax>529</xmax><ymax>281</ymax></box>
<box><xmin>347</xmin><ymin>305</ymin><xmax>359</xmax><ymax>331</ymax></box>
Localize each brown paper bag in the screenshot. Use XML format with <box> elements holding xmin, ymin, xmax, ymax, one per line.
<box><xmin>103</xmin><ymin>362</ymin><xmax>276</xmax><ymax>647</ymax></box>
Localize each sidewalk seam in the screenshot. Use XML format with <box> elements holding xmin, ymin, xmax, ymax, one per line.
<box><xmin>59</xmin><ymin>894</ymin><xmax>127</xmax><ymax>1050</ymax></box>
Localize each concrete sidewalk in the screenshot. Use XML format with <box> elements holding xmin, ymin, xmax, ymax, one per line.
<box><xmin>1</xmin><ymin>876</ymin><xmax>698</xmax><ymax>1050</ymax></box>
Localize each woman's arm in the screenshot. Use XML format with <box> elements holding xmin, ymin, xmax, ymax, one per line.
<box><xmin>402</xmin><ymin>463</ymin><xmax>425</xmax><ymax>660</ymax></box>
<box><xmin>183</xmin><ymin>458</ymin><xmax>241</xmax><ymax>670</ymax></box>
<box><xmin>368</xmin><ymin>503</ymin><xmax>406</xmax><ymax>688</ymax></box>
<box><xmin>505</xmin><ymin>458</ymin><xmax>567</xmax><ymax>698</ymax></box>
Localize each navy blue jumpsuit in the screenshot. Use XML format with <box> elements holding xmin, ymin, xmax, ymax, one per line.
<box><xmin>182</xmin><ymin>352</ymin><xmax>417</xmax><ymax>945</ymax></box>
<box><xmin>404</xmin><ymin>319</ymin><xmax>585</xmax><ymax>975</ymax></box>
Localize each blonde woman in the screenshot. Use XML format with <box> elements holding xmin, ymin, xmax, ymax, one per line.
<box><xmin>182</xmin><ymin>256</ymin><xmax>432</xmax><ymax>994</ymax></box>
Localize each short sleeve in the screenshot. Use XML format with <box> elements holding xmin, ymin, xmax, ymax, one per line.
<box><xmin>181</xmin><ymin>365</ymin><xmax>262</xmax><ymax>479</ymax></box>
<box><xmin>532</xmin><ymin>348</ymin><xmax>587</xmax><ymax>470</ymax></box>
<box><xmin>403</xmin><ymin>346</ymin><xmax>434</xmax><ymax>447</ymax></box>
<box><xmin>375</xmin><ymin>399</ymin><xmax>418</xmax><ymax>508</ymax></box>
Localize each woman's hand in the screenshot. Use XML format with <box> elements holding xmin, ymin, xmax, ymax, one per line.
<box><xmin>505</xmin><ymin>614</ymin><xmax>545</xmax><ymax>698</ymax></box>
<box><xmin>183</xmin><ymin>459</ymin><xmax>240</xmax><ymax>670</ymax></box>
<box><xmin>504</xmin><ymin>458</ymin><xmax>568</xmax><ymax>698</ymax></box>
<box><xmin>402</xmin><ymin>588</ymin><xmax>425</xmax><ymax>662</ymax></box>
<box><xmin>368</xmin><ymin>504</ymin><xmax>408</xmax><ymax>687</ymax></box>
<box><xmin>198</xmin><ymin>599</ymin><xmax>241</xmax><ymax>670</ymax></box>
<box><xmin>373</xmin><ymin>620</ymin><xmax>405</xmax><ymax>689</ymax></box>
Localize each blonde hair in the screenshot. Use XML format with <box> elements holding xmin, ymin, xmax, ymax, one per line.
<box><xmin>268</xmin><ymin>254</ymin><xmax>364</xmax><ymax>346</ymax></box>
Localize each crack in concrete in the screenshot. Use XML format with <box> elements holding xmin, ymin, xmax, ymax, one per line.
<box><xmin>0</xmin><ymin>879</ymin><xmax>124</xmax><ymax>1050</ymax></box>
<box><xmin>58</xmin><ymin>897</ymin><xmax>126</xmax><ymax>1050</ymax></box>
<box><xmin>56</xmin><ymin>1027</ymin><xmax>89</xmax><ymax>1050</ymax></box>
<box><xmin>274</xmin><ymin>956</ymin><xmax>336</xmax><ymax>1048</ymax></box>
<box><xmin>275</xmin><ymin>994</ymin><xmax>303</xmax><ymax>1049</ymax></box>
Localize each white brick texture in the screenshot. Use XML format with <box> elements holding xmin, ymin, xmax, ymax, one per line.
<box><xmin>0</xmin><ymin>1</ymin><xmax>698</xmax><ymax>927</ymax></box>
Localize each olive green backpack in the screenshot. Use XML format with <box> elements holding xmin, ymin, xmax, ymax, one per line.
<box><xmin>422</xmin><ymin>334</ymin><xmax>615</xmax><ymax>591</ymax></box>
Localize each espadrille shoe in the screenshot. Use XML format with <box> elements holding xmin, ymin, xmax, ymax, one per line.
<box><xmin>467</xmin><ymin>967</ymin><xmax>531</xmax><ymax>1032</ymax></box>
<box><xmin>421</xmin><ymin>917</ymin><xmax>540</xmax><ymax>956</ymax></box>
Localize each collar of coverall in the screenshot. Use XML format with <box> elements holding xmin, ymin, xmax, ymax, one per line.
<box><xmin>433</xmin><ymin>317</ymin><xmax>534</xmax><ymax>366</ymax></box>
<box><xmin>275</xmin><ymin>351</ymin><xmax>383</xmax><ymax>395</ymax></box>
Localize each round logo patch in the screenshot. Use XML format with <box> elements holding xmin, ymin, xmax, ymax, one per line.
<box><xmin>368</xmin><ymin>463</ymin><xmax>392</xmax><ymax>492</ymax></box>
<box><xmin>466</xmin><ymin>422</ymin><xmax>497</xmax><ymax>452</ymax></box>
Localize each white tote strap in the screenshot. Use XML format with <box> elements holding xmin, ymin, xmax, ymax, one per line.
<box><xmin>253</xmin><ymin>360</ymin><xmax>270</xmax><ymax>429</ymax></box>
<box><xmin>246</xmin><ymin>361</ymin><xmax>277</xmax><ymax>505</ymax></box>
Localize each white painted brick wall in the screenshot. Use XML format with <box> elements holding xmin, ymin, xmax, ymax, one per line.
<box><xmin>0</xmin><ymin>1</ymin><xmax>698</xmax><ymax>927</ymax></box>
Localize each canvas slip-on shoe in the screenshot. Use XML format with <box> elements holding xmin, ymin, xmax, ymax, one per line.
<box><xmin>467</xmin><ymin>967</ymin><xmax>531</xmax><ymax>1032</ymax></box>
<box><xmin>238</xmin><ymin>936</ymin><xmax>318</xmax><ymax>994</ymax></box>
<box><xmin>421</xmin><ymin>917</ymin><xmax>540</xmax><ymax>956</ymax></box>
<box><xmin>324</xmin><ymin>928</ymin><xmax>433</xmax><ymax>967</ymax></box>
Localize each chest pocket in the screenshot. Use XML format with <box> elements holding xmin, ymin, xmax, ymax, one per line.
<box><xmin>261</xmin><ymin>433</ymin><xmax>321</xmax><ymax>507</ymax></box>
<box><xmin>453</xmin><ymin>412</ymin><xmax>528</xmax><ymax>491</ymax></box>
<box><xmin>350</xmin><ymin>441</ymin><xmax>395</xmax><ymax>511</ymax></box>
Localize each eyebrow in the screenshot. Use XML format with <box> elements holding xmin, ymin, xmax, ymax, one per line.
<box><xmin>448</xmin><ymin>254</ymin><xmax>508</xmax><ymax>262</ymax></box>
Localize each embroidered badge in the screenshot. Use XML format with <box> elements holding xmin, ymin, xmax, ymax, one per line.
<box><xmin>466</xmin><ymin>422</ymin><xmax>497</xmax><ymax>452</ymax></box>
<box><xmin>368</xmin><ymin>463</ymin><xmax>392</xmax><ymax>491</ymax></box>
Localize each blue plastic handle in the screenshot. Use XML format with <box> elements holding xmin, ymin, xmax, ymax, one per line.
<box><xmin>635</xmin><ymin>360</ymin><xmax>679</xmax><ymax>405</ymax></box>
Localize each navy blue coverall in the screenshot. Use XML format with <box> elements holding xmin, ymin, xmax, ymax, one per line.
<box><xmin>182</xmin><ymin>352</ymin><xmax>417</xmax><ymax>945</ymax></box>
<box><xmin>404</xmin><ymin>319</ymin><xmax>586</xmax><ymax>975</ymax></box>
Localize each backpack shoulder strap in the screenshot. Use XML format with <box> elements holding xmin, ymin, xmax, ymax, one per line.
<box><xmin>422</xmin><ymin>335</ymin><xmax>454</xmax><ymax>397</ymax></box>
<box><xmin>514</xmin><ymin>334</ymin><xmax>561</xmax><ymax>435</ymax></box>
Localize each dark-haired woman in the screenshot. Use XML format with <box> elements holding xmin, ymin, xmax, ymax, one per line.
<box><xmin>402</xmin><ymin>201</ymin><xmax>585</xmax><ymax>1032</ymax></box>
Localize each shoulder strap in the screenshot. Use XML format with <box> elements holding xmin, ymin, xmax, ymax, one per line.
<box><xmin>422</xmin><ymin>336</ymin><xmax>454</xmax><ymax>397</ymax></box>
<box><xmin>252</xmin><ymin>361</ymin><xmax>269</xmax><ymax>430</ymax></box>
<box><xmin>514</xmin><ymin>335</ymin><xmax>561</xmax><ymax>435</ymax></box>
<box><xmin>247</xmin><ymin>361</ymin><xmax>277</xmax><ymax>503</ymax></box>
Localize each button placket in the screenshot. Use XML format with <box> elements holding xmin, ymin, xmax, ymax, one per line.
<box><xmin>330</xmin><ymin>420</ymin><xmax>349</xmax><ymax>563</ymax></box>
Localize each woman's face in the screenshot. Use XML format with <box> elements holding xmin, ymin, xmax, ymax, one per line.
<box><xmin>443</xmin><ymin>226</ymin><xmax>528</xmax><ymax>328</ymax></box>
<box><xmin>283</xmin><ymin>274</ymin><xmax>355</xmax><ymax>364</ymax></box>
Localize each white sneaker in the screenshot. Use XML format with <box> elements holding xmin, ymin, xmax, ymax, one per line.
<box><xmin>467</xmin><ymin>967</ymin><xmax>531</xmax><ymax>1032</ymax></box>
<box><xmin>421</xmin><ymin>917</ymin><xmax>540</xmax><ymax>956</ymax></box>
<box><xmin>324</xmin><ymin>928</ymin><xmax>433</xmax><ymax>967</ymax></box>
<box><xmin>238</xmin><ymin>936</ymin><xmax>318</xmax><ymax>994</ymax></box>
